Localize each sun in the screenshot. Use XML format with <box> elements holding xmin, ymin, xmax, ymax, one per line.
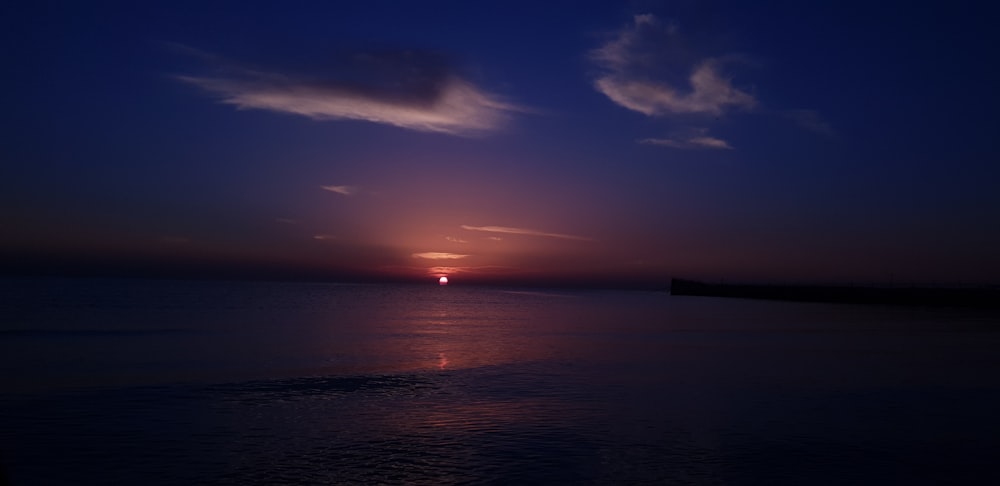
<box><xmin>438</xmin><ymin>276</ymin><xmax>449</xmax><ymax>285</ymax></box>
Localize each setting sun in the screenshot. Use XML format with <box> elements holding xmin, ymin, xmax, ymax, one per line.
<box><xmin>439</xmin><ymin>276</ymin><xmax>449</xmax><ymax>285</ymax></box>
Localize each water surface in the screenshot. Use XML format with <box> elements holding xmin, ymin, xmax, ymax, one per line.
<box><xmin>2</xmin><ymin>278</ymin><xmax>999</xmax><ymax>484</ymax></box>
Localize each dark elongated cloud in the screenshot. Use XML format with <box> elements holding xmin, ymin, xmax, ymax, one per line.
<box><xmin>177</xmin><ymin>48</ymin><xmax>522</xmax><ymax>135</ymax></box>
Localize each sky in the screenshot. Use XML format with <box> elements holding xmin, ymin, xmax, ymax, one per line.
<box><xmin>2</xmin><ymin>0</ymin><xmax>999</xmax><ymax>287</ymax></box>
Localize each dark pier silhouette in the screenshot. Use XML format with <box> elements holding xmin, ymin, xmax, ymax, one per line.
<box><xmin>670</xmin><ymin>278</ymin><xmax>1000</xmax><ymax>309</ymax></box>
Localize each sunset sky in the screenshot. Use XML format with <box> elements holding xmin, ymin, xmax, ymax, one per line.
<box><xmin>3</xmin><ymin>1</ymin><xmax>998</xmax><ymax>287</ymax></box>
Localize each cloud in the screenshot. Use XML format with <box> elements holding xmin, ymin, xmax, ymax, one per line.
<box><xmin>590</xmin><ymin>15</ymin><xmax>756</xmax><ymax>116</ymax></box>
<box><xmin>176</xmin><ymin>48</ymin><xmax>523</xmax><ymax>135</ymax></box>
<box><xmin>784</xmin><ymin>109</ymin><xmax>835</xmax><ymax>136</ymax></box>
<box><xmin>313</xmin><ymin>234</ymin><xmax>338</xmax><ymax>241</ymax></box>
<box><xmin>639</xmin><ymin>128</ymin><xmax>733</xmax><ymax>150</ymax></box>
<box><xmin>412</xmin><ymin>252</ymin><xmax>469</xmax><ymax>260</ymax></box>
<box><xmin>426</xmin><ymin>265</ymin><xmax>518</xmax><ymax>276</ymax></box>
<box><xmin>428</xmin><ymin>266</ymin><xmax>466</xmax><ymax>276</ymax></box>
<box><xmin>321</xmin><ymin>185</ymin><xmax>359</xmax><ymax>196</ymax></box>
<box><xmin>640</xmin><ymin>136</ymin><xmax>732</xmax><ymax>150</ymax></box>
<box><xmin>445</xmin><ymin>236</ymin><xmax>467</xmax><ymax>244</ymax></box>
<box><xmin>460</xmin><ymin>225</ymin><xmax>592</xmax><ymax>241</ymax></box>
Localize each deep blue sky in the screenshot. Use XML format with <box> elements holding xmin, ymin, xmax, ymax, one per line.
<box><xmin>3</xmin><ymin>1</ymin><xmax>998</xmax><ymax>286</ymax></box>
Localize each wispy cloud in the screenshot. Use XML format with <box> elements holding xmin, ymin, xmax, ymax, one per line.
<box><xmin>428</xmin><ymin>266</ymin><xmax>466</xmax><ymax>276</ymax></box>
<box><xmin>784</xmin><ymin>109</ymin><xmax>835</xmax><ymax>136</ymax></box>
<box><xmin>176</xmin><ymin>47</ymin><xmax>523</xmax><ymax>135</ymax></box>
<box><xmin>445</xmin><ymin>236</ymin><xmax>467</xmax><ymax>244</ymax></box>
<box><xmin>313</xmin><ymin>234</ymin><xmax>338</xmax><ymax>241</ymax></box>
<box><xmin>460</xmin><ymin>225</ymin><xmax>592</xmax><ymax>241</ymax></box>
<box><xmin>639</xmin><ymin>128</ymin><xmax>733</xmax><ymax>150</ymax></box>
<box><xmin>417</xmin><ymin>265</ymin><xmax>520</xmax><ymax>278</ymax></box>
<box><xmin>321</xmin><ymin>184</ymin><xmax>359</xmax><ymax>196</ymax></box>
<box><xmin>412</xmin><ymin>252</ymin><xmax>469</xmax><ymax>260</ymax></box>
<box><xmin>590</xmin><ymin>14</ymin><xmax>756</xmax><ymax>117</ymax></box>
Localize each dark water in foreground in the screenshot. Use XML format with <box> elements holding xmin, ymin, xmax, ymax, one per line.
<box><xmin>2</xmin><ymin>278</ymin><xmax>1000</xmax><ymax>484</ymax></box>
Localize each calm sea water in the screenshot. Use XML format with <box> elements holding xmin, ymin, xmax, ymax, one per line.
<box><xmin>2</xmin><ymin>278</ymin><xmax>1000</xmax><ymax>484</ymax></box>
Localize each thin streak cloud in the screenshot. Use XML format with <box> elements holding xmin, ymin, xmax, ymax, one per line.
<box><xmin>177</xmin><ymin>48</ymin><xmax>523</xmax><ymax>135</ymax></box>
<box><xmin>412</xmin><ymin>252</ymin><xmax>470</xmax><ymax>260</ymax></box>
<box><xmin>321</xmin><ymin>185</ymin><xmax>359</xmax><ymax>196</ymax></box>
<box><xmin>640</xmin><ymin>129</ymin><xmax>733</xmax><ymax>150</ymax></box>
<box><xmin>460</xmin><ymin>225</ymin><xmax>592</xmax><ymax>241</ymax></box>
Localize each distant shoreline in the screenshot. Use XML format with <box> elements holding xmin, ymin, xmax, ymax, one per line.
<box><xmin>670</xmin><ymin>278</ymin><xmax>1000</xmax><ymax>309</ymax></box>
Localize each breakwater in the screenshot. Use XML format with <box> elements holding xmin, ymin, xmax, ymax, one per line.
<box><xmin>670</xmin><ymin>278</ymin><xmax>1000</xmax><ymax>308</ymax></box>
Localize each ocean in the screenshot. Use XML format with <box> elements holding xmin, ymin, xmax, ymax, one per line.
<box><xmin>2</xmin><ymin>278</ymin><xmax>999</xmax><ymax>484</ymax></box>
